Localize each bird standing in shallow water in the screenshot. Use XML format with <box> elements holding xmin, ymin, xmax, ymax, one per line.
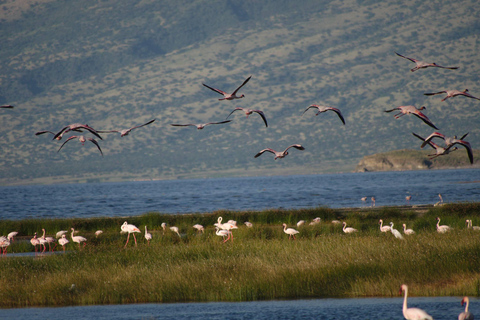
<box><xmin>459</xmin><ymin>296</ymin><xmax>474</xmax><ymax>320</ymax></box>
<box><xmin>399</xmin><ymin>284</ymin><xmax>433</xmax><ymax>320</ymax></box>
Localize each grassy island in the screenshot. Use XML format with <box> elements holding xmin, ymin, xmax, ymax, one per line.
<box><xmin>0</xmin><ymin>203</ymin><xmax>479</xmax><ymax>308</ymax></box>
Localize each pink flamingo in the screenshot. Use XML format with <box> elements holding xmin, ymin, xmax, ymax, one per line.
<box><xmin>7</xmin><ymin>231</ymin><xmax>18</xmax><ymax>243</ymax></box>
<box><xmin>226</xmin><ymin>107</ymin><xmax>268</xmax><ymax>127</ymax></box>
<box><xmin>30</xmin><ymin>233</ymin><xmax>40</xmax><ymax>255</ymax></box>
<box><xmin>53</xmin><ymin>123</ymin><xmax>103</xmax><ymax>140</ymax></box>
<box><xmin>282</xmin><ymin>223</ymin><xmax>299</xmax><ymax>240</ymax></box>
<box><xmin>412</xmin><ymin>132</ymin><xmax>460</xmax><ymax>160</ymax></box>
<box><xmin>0</xmin><ymin>236</ymin><xmax>10</xmax><ymax>255</ymax></box>
<box><xmin>144</xmin><ymin>226</ymin><xmax>152</xmax><ymax>245</ymax></box>
<box><xmin>215</xmin><ymin>217</ymin><xmax>238</xmax><ymax>241</ymax></box>
<box><xmin>70</xmin><ymin>228</ymin><xmax>87</xmax><ymax>249</ymax></box>
<box><xmin>379</xmin><ymin>219</ymin><xmax>391</xmax><ymax>233</ymax></box>
<box><xmin>384</xmin><ymin>105</ymin><xmax>438</xmax><ymax>129</ymax></box>
<box><xmin>395</xmin><ymin>52</ymin><xmax>458</xmax><ymax>72</ymax></box>
<box><xmin>203</xmin><ymin>76</ymin><xmax>251</xmax><ymax>100</ymax></box>
<box><xmin>0</xmin><ymin>105</ymin><xmax>14</xmax><ymax>108</ymax></box>
<box><xmin>424</xmin><ymin>89</ymin><xmax>480</xmax><ymax>101</ymax></box>
<box><xmin>41</xmin><ymin>229</ymin><xmax>57</xmax><ymax>252</ymax></box>
<box><xmin>459</xmin><ymin>296</ymin><xmax>474</xmax><ymax>320</ymax></box>
<box><xmin>420</xmin><ymin>132</ymin><xmax>473</xmax><ymax>164</ymax></box>
<box><xmin>399</xmin><ymin>284</ymin><xmax>433</xmax><ymax>320</ymax></box>
<box><xmin>57</xmin><ymin>135</ymin><xmax>103</xmax><ymax>156</ymax></box>
<box><xmin>254</xmin><ymin>144</ymin><xmax>305</xmax><ymax>160</ymax></box>
<box><xmin>121</xmin><ymin>221</ymin><xmax>141</xmax><ymax>248</ymax></box>
<box><xmin>98</xmin><ymin>119</ymin><xmax>155</xmax><ymax>137</ymax></box>
<box><xmin>302</xmin><ymin>105</ymin><xmax>345</xmax><ymax>125</ymax></box>
<box><xmin>215</xmin><ymin>227</ymin><xmax>232</xmax><ymax>243</ymax></box>
<box><xmin>58</xmin><ymin>234</ymin><xmax>69</xmax><ymax>252</ymax></box>
<box><xmin>170</xmin><ymin>120</ymin><xmax>232</xmax><ymax>130</ymax></box>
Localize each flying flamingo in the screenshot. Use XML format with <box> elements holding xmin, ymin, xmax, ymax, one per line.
<box><xmin>0</xmin><ymin>105</ymin><xmax>14</xmax><ymax>108</ymax></box>
<box><xmin>226</xmin><ymin>107</ymin><xmax>268</xmax><ymax>127</ymax></box>
<box><xmin>193</xmin><ymin>224</ymin><xmax>204</xmax><ymax>233</ymax></box>
<box><xmin>420</xmin><ymin>132</ymin><xmax>473</xmax><ymax>164</ymax></box>
<box><xmin>436</xmin><ymin>217</ymin><xmax>452</xmax><ymax>233</ymax></box>
<box><xmin>384</xmin><ymin>105</ymin><xmax>438</xmax><ymax>129</ymax></box>
<box><xmin>459</xmin><ymin>296</ymin><xmax>474</xmax><ymax>320</ymax></box>
<box><xmin>36</xmin><ymin>129</ymin><xmax>81</xmax><ymax>140</ymax></box>
<box><xmin>120</xmin><ymin>222</ymin><xmax>140</xmax><ymax>247</ymax></box>
<box><xmin>399</xmin><ymin>284</ymin><xmax>433</xmax><ymax>320</ymax></box>
<box><xmin>203</xmin><ymin>76</ymin><xmax>252</xmax><ymax>100</ymax></box>
<box><xmin>97</xmin><ymin>119</ymin><xmax>156</xmax><ymax>137</ymax></box>
<box><xmin>412</xmin><ymin>132</ymin><xmax>460</xmax><ymax>160</ymax></box>
<box><xmin>70</xmin><ymin>228</ymin><xmax>87</xmax><ymax>249</ymax></box>
<box><xmin>302</xmin><ymin>105</ymin><xmax>345</xmax><ymax>125</ymax></box>
<box><xmin>379</xmin><ymin>219</ymin><xmax>391</xmax><ymax>233</ymax></box>
<box><xmin>58</xmin><ymin>234</ymin><xmax>69</xmax><ymax>252</ymax></box>
<box><xmin>170</xmin><ymin>120</ymin><xmax>232</xmax><ymax>130</ymax></box>
<box><xmin>342</xmin><ymin>222</ymin><xmax>358</xmax><ymax>234</ymax></box>
<box><xmin>403</xmin><ymin>224</ymin><xmax>415</xmax><ymax>235</ymax></box>
<box><xmin>424</xmin><ymin>89</ymin><xmax>480</xmax><ymax>101</ymax></box>
<box><xmin>57</xmin><ymin>135</ymin><xmax>103</xmax><ymax>156</ymax></box>
<box><xmin>144</xmin><ymin>226</ymin><xmax>152</xmax><ymax>245</ymax></box>
<box><xmin>390</xmin><ymin>222</ymin><xmax>405</xmax><ymax>240</ymax></box>
<box><xmin>282</xmin><ymin>223</ymin><xmax>299</xmax><ymax>240</ymax></box>
<box><xmin>53</xmin><ymin>123</ymin><xmax>103</xmax><ymax>140</ymax></box>
<box><xmin>254</xmin><ymin>144</ymin><xmax>305</xmax><ymax>160</ymax></box>
<box><xmin>395</xmin><ymin>52</ymin><xmax>458</xmax><ymax>72</ymax></box>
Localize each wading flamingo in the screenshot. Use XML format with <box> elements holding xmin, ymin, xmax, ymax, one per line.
<box><xmin>371</xmin><ymin>197</ymin><xmax>376</xmax><ymax>207</ymax></box>
<box><xmin>71</xmin><ymin>228</ymin><xmax>87</xmax><ymax>249</ymax></box>
<box><xmin>98</xmin><ymin>119</ymin><xmax>156</xmax><ymax>137</ymax></box>
<box><xmin>42</xmin><ymin>229</ymin><xmax>56</xmax><ymax>252</ymax></box>
<box><xmin>144</xmin><ymin>226</ymin><xmax>152</xmax><ymax>245</ymax></box>
<box><xmin>424</xmin><ymin>89</ymin><xmax>480</xmax><ymax>102</ymax></box>
<box><xmin>120</xmin><ymin>222</ymin><xmax>140</xmax><ymax>248</ymax></box>
<box><xmin>203</xmin><ymin>76</ymin><xmax>252</xmax><ymax>100</ymax></box>
<box><xmin>30</xmin><ymin>233</ymin><xmax>40</xmax><ymax>255</ymax></box>
<box><xmin>254</xmin><ymin>144</ymin><xmax>305</xmax><ymax>160</ymax></box>
<box><xmin>384</xmin><ymin>105</ymin><xmax>438</xmax><ymax>129</ymax></box>
<box><xmin>57</xmin><ymin>135</ymin><xmax>103</xmax><ymax>156</ymax></box>
<box><xmin>459</xmin><ymin>296</ymin><xmax>474</xmax><ymax>320</ymax></box>
<box><xmin>170</xmin><ymin>120</ymin><xmax>232</xmax><ymax>130</ymax></box>
<box><xmin>399</xmin><ymin>284</ymin><xmax>433</xmax><ymax>320</ymax></box>
<box><xmin>379</xmin><ymin>219</ymin><xmax>391</xmax><ymax>233</ymax></box>
<box><xmin>53</xmin><ymin>123</ymin><xmax>103</xmax><ymax>141</ymax></box>
<box><xmin>58</xmin><ymin>234</ymin><xmax>69</xmax><ymax>252</ymax></box>
<box><xmin>282</xmin><ymin>223</ymin><xmax>299</xmax><ymax>240</ymax></box>
<box><xmin>436</xmin><ymin>217</ymin><xmax>452</xmax><ymax>233</ymax></box>
<box><xmin>226</xmin><ymin>107</ymin><xmax>268</xmax><ymax>127</ymax></box>
<box><xmin>395</xmin><ymin>52</ymin><xmax>458</xmax><ymax>72</ymax></box>
<box><xmin>403</xmin><ymin>224</ymin><xmax>415</xmax><ymax>235</ymax></box>
<box><xmin>302</xmin><ymin>105</ymin><xmax>345</xmax><ymax>125</ymax></box>
<box><xmin>406</xmin><ymin>195</ymin><xmax>412</xmax><ymax>205</ymax></box>
<box><xmin>342</xmin><ymin>222</ymin><xmax>358</xmax><ymax>234</ymax></box>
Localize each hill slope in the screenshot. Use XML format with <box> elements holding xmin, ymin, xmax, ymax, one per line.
<box><xmin>0</xmin><ymin>0</ymin><xmax>479</xmax><ymax>185</ymax></box>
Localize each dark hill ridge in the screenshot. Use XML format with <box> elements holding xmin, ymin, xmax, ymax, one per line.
<box><xmin>0</xmin><ymin>0</ymin><xmax>479</xmax><ymax>185</ymax></box>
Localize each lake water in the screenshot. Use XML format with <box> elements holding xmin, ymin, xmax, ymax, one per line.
<box><xmin>1</xmin><ymin>297</ymin><xmax>476</xmax><ymax>320</ymax></box>
<box><xmin>0</xmin><ymin>169</ymin><xmax>478</xmax><ymax>220</ymax></box>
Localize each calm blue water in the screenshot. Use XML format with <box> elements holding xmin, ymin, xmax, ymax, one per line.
<box><xmin>0</xmin><ymin>169</ymin><xmax>479</xmax><ymax>220</ymax></box>
<box><xmin>1</xmin><ymin>297</ymin><xmax>476</xmax><ymax>320</ymax></box>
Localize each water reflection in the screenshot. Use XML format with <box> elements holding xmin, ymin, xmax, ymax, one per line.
<box><xmin>2</xmin><ymin>297</ymin><xmax>476</xmax><ymax>320</ymax></box>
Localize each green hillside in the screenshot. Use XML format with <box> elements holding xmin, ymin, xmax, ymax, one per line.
<box><xmin>0</xmin><ymin>0</ymin><xmax>479</xmax><ymax>185</ymax></box>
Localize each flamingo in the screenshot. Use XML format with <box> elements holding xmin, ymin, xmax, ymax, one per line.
<box><xmin>70</xmin><ymin>228</ymin><xmax>87</xmax><ymax>249</ymax></box>
<box><xmin>436</xmin><ymin>217</ymin><xmax>452</xmax><ymax>233</ymax></box>
<box><xmin>161</xmin><ymin>222</ymin><xmax>167</xmax><ymax>235</ymax></box>
<box><xmin>144</xmin><ymin>226</ymin><xmax>152</xmax><ymax>245</ymax></box>
<box><xmin>215</xmin><ymin>217</ymin><xmax>238</xmax><ymax>241</ymax></box>
<box><xmin>379</xmin><ymin>219</ymin><xmax>391</xmax><ymax>233</ymax></box>
<box><xmin>97</xmin><ymin>119</ymin><xmax>156</xmax><ymax>137</ymax></box>
<box><xmin>342</xmin><ymin>222</ymin><xmax>358</xmax><ymax>234</ymax></box>
<box><xmin>371</xmin><ymin>197</ymin><xmax>376</xmax><ymax>207</ymax></box>
<box><xmin>0</xmin><ymin>105</ymin><xmax>14</xmax><ymax>108</ymax></box>
<box><xmin>120</xmin><ymin>222</ymin><xmax>140</xmax><ymax>247</ymax></box>
<box><xmin>30</xmin><ymin>233</ymin><xmax>40</xmax><ymax>255</ymax></box>
<box><xmin>384</xmin><ymin>105</ymin><xmax>438</xmax><ymax>129</ymax></box>
<box><xmin>361</xmin><ymin>197</ymin><xmax>368</xmax><ymax>205</ymax></box>
<box><xmin>466</xmin><ymin>220</ymin><xmax>480</xmax><ymax>231</ymax></box>
<box><xmin>309</xmin><ymin>217</ymin><xmax>321</xmax><ymax>225</ymax></box>
<box><xmin>36</xmin><ymin>129</ymin><xmax>80</xmax><ymax>140</ymax></box>
<box><xmin>226</xmin><ymin>107</ymin><xmax>268</xmax><ymax>127</ymax></box>
<box><xmin>95</xmin><ymin>230</ymin><xmax>103</xmax><ymax>237</ymax></box>
<box><xmin>406</xmin><ymin>195</ymin><xmax>412</xmax><ymax>205</ymax></box>
<box><xmin>215</xmin><ymin>227</ymin><xmax>232</xmax><ymax>243</ymax></box>
<box><xmin>56</xmin><ymin>230</ymin><xmax>68</xmax><ymax>238</ymax></box>
<box><xmin>57</xmin><ymin>135</ymin><xmax>103</xmax><ymax>156</ymax></box>
<box><xmin>58</xmin><ymin>234</ymin><xmax>69</xmax><ymax>252</ymax></box>
<box><xmin>203</xmin><ymin>76</ymin><xmax>251</xmax><ymax>100</ymax></box>
<box><xmin>459</xmin><ymin>296</ymin><xmax>474</xmax><ymax>320</ymax></box>
<box><xmin>412</xmin><ymin>132</ymin><xmax>459</xmax><ymax>160</ymax></box>
<box><xmin>424</xmin><ymin>89</ymin><xmax>480</xmax><ymax>102</ymax></box>
<box><xmin>42</xmin><ymin>229</ymin><xmax>57</xmax><ymax>252</ymax></box>
<box><xmin>302</xmin><ymin>105</ymin><xmax>345</xmax><ymax>125</ymax></box>
<box><xmin>420</xmin><ymin>132</ymin><xmax>473</xmax><ymax>164</ymax></box>
<box><xmin>193</xmin><ymin>224</ymin><xmax>204</xmax><ymax>233</ymax></box>
<box><xmin>390</xmin><ymin>222</ymin><xmax>405</xmax><ymax>240</ymax></box>
<box><xmin>7</xmin><ymin>231</ymin><xmax>18</xmax><ymax>242</ymax></box>
<box><xmin>395</xmin><ymin>52</ymin><xmax>458</xmax><ymax>72</ymax></box>
<box><xmin>244</xmin><ymin>221</ymin><xmax>253</xmax><ymax>228</ymax></box>
<box><xmin>170</xmin><ymin>120</ymin><xmax>232</xmax><ymax>130</ymax></box>
<box><xmin>436</xmin><ymin>194</ymin><xmax>444</xmax><ymax>206</ymax></box>
<box><xmin>38</xmin><ymin>230</ymin><xmax>48</xmax><ymax>253</ymax></box>
<box><xmin>403</xmin><ymin>224</ymin><xmax>415</xmax><ymax>235</ymax></box>
<box><xmin>169</xmin><ymin>226</ymin><xmax>181</xmax><ymax>237</ymax></box>
<box><xmin>399</xmin><ymin>284</ymin><xmax>434</xmax><ymax>320</ymax></box>
<box><xmin>254</xmin><ymin>144</ymin><xmax>305</xmax><ymax>160</ymax></box>
<box><xmin>0</xmin><ymin>236</ymin><xmax>10</xmax><ymax>255</ymax></box>
<box><xmin>53</xmin><ymin>123</ymin><xmax>103</xmax><ymax>140</ymax></box>
<box><xmin>282</xmin><ymin>223</ymin><xmax>299</xmax><ymax>240</ymax></box>
<box><xmin>297</xmin><ymin>220</ymin><xmax>305</xmax><ymax>227</ymax></box>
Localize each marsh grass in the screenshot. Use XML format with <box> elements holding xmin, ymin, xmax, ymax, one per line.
<box><xmin>0</xmin><ymin>203</ymin><xmax>479</xmax><ymax>308</ymax></box>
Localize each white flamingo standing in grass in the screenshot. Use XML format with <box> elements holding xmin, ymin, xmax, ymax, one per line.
<box><xmin>399</xmin><ymin>284</ymin><xmax>433</xmax><ymax>320</ymax></box>
<box><xmin>120</xmin><ymin>222</ymin><xmax>140</xmax><ymax>248</ymax></box>
<box><xmin>193</xmin><ymin>224</ymin><xmax>204</xmax><ymax>233</ymax></box>
<box><xmin>144</xmin><ymin>226</ymin><xmax>152</xmax><ymax>245</ymax></box>
<box><xmin>58</xmin><ymin>234</ymin><xmax>69</xmax><ymax>252</ymax></box>
<box><xmin>215</xmin><ymin>217</ymin><xmax>238</xmax><ymax>241</ymax></box>
<box><xmin>342</xmin><ymin>222</ymin><xmax>358</xmax><ymax>234</ymax></box>
<box><xmin>71</xmin><ymin>228</ymin><xmax>87</xmax><ymax>249</ymax></box>
<box><xmin>459</xmin><ymin>296</ymin><xmax>474</xmax><ymax>320</ymax></box>
<box><xmin>436</xmin><ymin>217</ymin><xmax>452</xmax><ymax>233</ymax></box>
<box><xmin>282</xmin><ymin>223</ymin><xmax>299</xmax><ymax>240</ymax></box>
<box><xmin>403</xmin><ymin>224</ymin><xmax>415</xmax><ymax>235</ymax></box>
<box><xmin>170</xmin><ymin>226</ymin><xmax>181</xmax><ymax>237</ymax></box>
<box><xmin>390</xmin><ymin>222</ymin><xmax>405</xmax><ymax>240</ymax></box>
<box><xmin>379</xmin><ymin>219</ymin><xmax>391</xmax><ymax>233</ymax></box>
<box><xmin>215</xmin><ymin>227</ymin><xmax>232</xmax><ymax>243</ymax></box>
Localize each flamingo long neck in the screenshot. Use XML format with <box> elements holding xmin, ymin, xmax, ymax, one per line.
<box><xmin>436</xmin><ymin>219</ymin><xmax>440</xmax><ymax>228</ymax></box>
<box><xmin>465</xmin><ymin>298</ymin><xmax>469</xmax><ymax>312</ymax></box>
<box><xmin>41</xmin><ymin>229</ymin><xmax>46</xmax><ymax>239</ymax></box>
<box><xmin>343</xmin><ymin>224</ymin><xmax>346</xmax><ymax>232</ymax></box>
<box><xmin>402</xmin><ymin>287</ymin><xmax>408</xmax><ymax>313</ymax></box>
<box><xmin>283</xmin><ymin>224</ymin><xmax>287</xmax><ymax>232</ymax></box>
<box><xmin>380</xmin><ymin>220</ymin><xmax>383</xmax><ymax>228</ymax></box>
